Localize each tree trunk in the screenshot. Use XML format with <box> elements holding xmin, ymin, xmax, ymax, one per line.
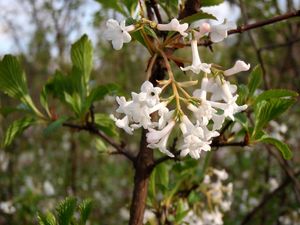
<box><xmin>129</xmin><ymin>129</ymin><xmax>154</xmax><ymax>225</ymax></box>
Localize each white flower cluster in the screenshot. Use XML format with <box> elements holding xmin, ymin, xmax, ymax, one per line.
<box><xmin>103</xmin><ymin>18</ymin><xmax>238</xmax><ymax>50</ymax></box>
<box><xmin>106</xmin><ymin>16</ymin><xmax>250</xmax><ymax>159</ymax></box>
<box><xmin>0</xmin><ymin>201</ymin><xmax>16</xmax><ymax>214</ymax></box>
<box><xmin>279</xmin><ymin>210</ymin><xmax>300</xmax><ymax>225</ymax></box>
<box><xmin>183</xmin><ymin>169</ymin><xmax>233</xmax><ymax>225</ymax></box>
<box><xmin>112</xmin><ymin>74</ymin><xmax>247</xmax><ymax>159</ymax></box>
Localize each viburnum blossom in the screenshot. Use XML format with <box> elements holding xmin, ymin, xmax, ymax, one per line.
<box><xmin>182</xmin><ymin>168</ymin><xmax>233</xmax><ymax>225</ymax></box>
<box><xmin>224</xmin><ymin>60</ymin><xmax>251</xmax><ymax>76</ymax></box>
<box><xmin>104</xmin><ymin>19</ymin><xmax>135</xmax><ymax>50</ymax></box>
<box><xmin>181</xmin><ymin>39</ymin><xmax>211</xmax><ymax>74</ymax></box>
<box><xmin>157</xmin><ymin>18</ymin><xmax>189</xmax><ymax>37</ymax></box>
<box><xmin>210</xmin><ymin>20</ymin><xmax>237</xmax><ymax>43</ymax></box>
<box><xmin>108</xmin><ymin>15</ymin><xmax>250</xmax><ymax>159</ymax></box>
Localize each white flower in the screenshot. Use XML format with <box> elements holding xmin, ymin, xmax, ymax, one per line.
<box><xmin>140</xmin><ymin>81</ymin><xmax>162</xmax><ymax>107</ymax></box>
<box><xmin>147</xmin><ymin>121</ymin><xmax>175</xmax><ymax>157</ymax></box>
<box><xmin>104</xmin><ymin>19</ymin><xmax>135</xmax><ymax>50</ymax></box>
<box><xmin>0</xmin><ymin>201</ymin><xmax>16</xmax><ymax>214</ymax></box>
<box><xmin>210</xmin><ymin>20</ymin><xmax>236</xmax><ymax>43</ymax></box>
<box><xmin>202</xmin><ymin>208</ymin><xmax>223</xmax><ymax>225</ymax></box>
<box><xmin>157</xmin><ymin>18</ymin><xmax>189</xmax><ymax>37</ymax></box>
<box><xmin>213</xmin><ymin>169</ymin><xmax>229</xmax><ymax>180</ymax></box>
<box><xmin>181</xmin><ymin>39</ymin><xmax>211</xmax><ymax>74</ymax></box>
<box><xmin>224</xmin><ymin>60</ymin><xmax>250</xmax><ymax>76</ymax></box>
<box><xmin>43</xmin><ymin>181</ymin><xmax>55</xmax><ymax>196</ymax></box>
<box><xmin>179</xmin><ymin>116</ymin><xmax>212</xmax><ymax>159</ymax></box>
<box><xmin>193</xmin><ymin>22</ymin><xmax>211</xmax><ymax>39</ymax></box>
<box><xmin>112</xmin><ymin>81</ymin><xmax>163</xmax><ymax>134</ymax></box>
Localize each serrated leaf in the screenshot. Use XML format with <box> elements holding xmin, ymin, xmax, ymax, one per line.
<box><xmin>0</xmin><ymin>55</ymin><xmax>42</xmax><ymax>116</ymax></box>
<box><xmin>201</xmin><ymin>0</ymin><xmax>224</xmax><ymax>7</ymax></box>
<box><xmin>255</xmin><ymin>89</ymin><xmax>298</xmax><ymax>103</ymax></box>
<box><xmin>79</xmin><ymin>199</ymin><xmax>92</xmax><ymax>225</ymax></box>
<box><xmin>260</xmin><ymin>136</ymin><xmax>293</xmax><ymax>160</ymax></box>
<box><xmin>56</xmin><ymin>197</ymin><xmax>77</xmax><ymax>225</ymax></box>
<box><xmin>43</xmin><ymin>116</ymin><xmax>69</xmax><ymax>137</ymax></box>
<box><xmin>86</xmin><ymin>83</ymin><xmax>119</xmax><ymax>106</ymax></box>
<box><xmin>0</xmin><ymin>55</ymin><xmax>28</xmax><ymax>99</ymax></box>
<box><xmin>181</xmin><ymin>11</ymin><xmax>217</xmax><ymax>24</ymax></box>
<box><xmin>71</xmin><ymin>34</ymin><xmax>93</xmax><ymax>85</ymax></box>
<box><xmin>94</xmin><ymin>113</ymin><xmax>118</xmax><ymax>137</ymax></box>
<box><xmin>37</xmin><ymin>212</ymin><xmax>57</xmax><ymax>225</ymax></box>
<box><xmin>253</xmin><ymin>98</ymin><xmax>296</xmax><ymax>136</ymax></box>
<box><xmin>3</xmin><ymin>117</ymin><xmax>35</xmax><ymax>147</ymax></box>
<box><xmin>248</xmin><ymin>65</ymin><xmax>262</xmax><ymax>98</ymax></box>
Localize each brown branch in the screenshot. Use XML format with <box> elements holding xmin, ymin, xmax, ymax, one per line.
<box><xmin>228</xmin><ymin>10</ymin><xmax>300</xmax><ymax>35</ymax></box>
<box><xmin>63</xmin><ymin>123</ymin><xmax>135</xmax><ymax>162</ymax></box>
<box><xmin>241</xmin><ymin>170</ymin><xmax>300</xmax><ymax>225</ymax></box>
<box><xmin>178</xmin><ymin>0</ymin><xmax>201</xmax><ymax>20</ymax></box>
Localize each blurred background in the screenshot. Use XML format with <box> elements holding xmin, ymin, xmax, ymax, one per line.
<box><xmin>0</xmin><ymin>0</ymin><xmax>299</xmax><ymax>224</ymax></box>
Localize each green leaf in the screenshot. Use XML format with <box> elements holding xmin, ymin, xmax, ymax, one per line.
<box><xmin>156</xmin><ymin>163</ymin><xmax>169</xmax><ymax>190</ymax></box>
<box><xmin>3</xmin><ymin>117</ymin><xmax>35</xmax><ymax>147</ymax></box>
<box><xmin>0</xmin><ymin>55</ymin><xmax>28</xmax><ymax>99</ymax></box>
<box><xmin>43</xmin><ymin>116</ymin><xmax>69</xmax><ymax>137</ymax></box>
<box><xmin>71</xmin><ymin>34</ymin><xmax>93</xmax><ymax>86</ymax></box>
<box><xmin>56</xmin><ymin>197</ymin><xmax>77</xmax><ymax>225</ymax></box>
<box><xmin>86</xmin><ymin>83</ymin><xmax>119</xmax><ymax>106</ymax></box>
<box><xmin>0</xmin><ymin>55</ymin><xmax>42</xmax><ymax>117</ymax></box>
<box><xmin>94</xmin><ymin>113</ymin><xmax>118</xmax><ymax>137</ymax></box>
<box><xmin>37</xmin><ymin>212</ymin><xmax>57</xmax><ymax>225</ymax></box>
<box><xmin>181</xmin><ymin>11</ymin><xmax>217</xmax><ymax>24</ymax></box>
<box><xmin>40</xmin><ymin>87</ymin><xmax>51</xmax><ymax>117</ymax></box>
<box><xmin>79</xmin><ymin>199</ymin><xmax>92</xmax><ymax>225</ymax></box>
<box><xmin>253</xmin><ymin>98</ymin><xmax>296</xmax><ymax>136</ymax></box>
<box><xmin>201</xmin><ymin>0</ymin><xmax>224</xmax><ymax>7</ymax></box>
<box><xmin>255</xmin><ymin>89</ymin><xmax>298</xmax><ymax>103</ymax></box>
<box><xmin>260</xmin><ymin>136</ymin><xmax>293</xmax><ymax>160</ymax></box>
<box><xmin>237</xmin><ymin>84</ymin><xmax>249</xmax><ymax>105</ymax></box>
<box><xmin>248</xmin><ymin>65</ymin><xmax>262</xmax><ymax>98</ymax></box>
<box><xmin>95</xmin><ymin>0</ymin><xmax>127</xmax><ymax>16</ymax></box>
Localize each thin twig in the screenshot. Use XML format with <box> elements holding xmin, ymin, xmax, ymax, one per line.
<box><xmin>63</xmin><ymin>123</ymin><xmax>135</xmax><ymax>162</ymax></box>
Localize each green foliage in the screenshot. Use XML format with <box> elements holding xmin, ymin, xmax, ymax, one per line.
<box><xmin>0</xmin><ymin>55</ymin><xmax>43</xmax><ymax>117</ymax></box>
<box><xmin>181</xmin><ymin>11</ymin><xmax>217</xmax><ymax>24</ymax></box>
<box><xmin>37</xmin><ymin>197</ymin><xmax>92</xmax><ymax>225</ymax></box>
<box><xmin>71</xmin><ymin>34</ymin><xmax>93</xmax><ymax>87</ymax></box>
<box><xmin>253</xmin><ymin>98</ymin><xmax>296</xmax><ymax>137</ymax></box>
<box><xmin>57</xmin><ymin>197</ymin><xmax>77</xmax><ymax>225</ymax></box>
<box><xmin>94</xmin><ymin>113</ymin><xmax>118</xmax><ymax>137</ymax></box>
<box><xmin>201</xmin><ymin>0</ymin><xmax>224</xmax><ymax>7</ymax></box>
<box><xmin>2</xmin><ymin>117</ymin><xmax>36</xmax><ymax>147</ymax></box>
<box><xmin>259</xmin><ymin>136</ymin><xmax>293</xmax><ymax>160</ymax></box>
<box><xmin>254</xmin><ymin>89</ymin><xmax>298</xmax><ymax>104</ymax></box>
<box><xmin>38</xmin><ymin>212</ymin><xmax>57</xmax><ymax>225</ymax></box>
<box><xmin>247</xmin><ymin>65</ymin><xmax>262</xmax><ymax>98</ymax></box>
<box><xmin>43</xmin><ymin>116</ymin><xmax>69</xmax><ymax>137</ymax></box>
<box><xmin>95</xmin><ymin>0</ymin><xmax>137</xmax><ymax>17</ymax></box>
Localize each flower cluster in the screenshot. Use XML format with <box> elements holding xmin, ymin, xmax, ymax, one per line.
<box><xmin>182</xmin><ymin>168</ymin><xmax>233</xmax><ymax>225</ymax></box>
<box><xmin>106</xmin><ymin>16</ymin><xmax>250</xmax><ymax>159</ymax></box>
<box><xmin>103</xmin><ymin>18</ymin><xmax>237</xmax><ymax>50</ymax></box>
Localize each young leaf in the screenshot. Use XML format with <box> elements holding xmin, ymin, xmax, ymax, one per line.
<box><xmin>0</xmin><ymin>55</ymin><xmax>43</xmax><ymax>117</ymax></box>
<box><xmin>56</xmin><ymin>197</ymin><xmax>77</xmax><ymax>225</ymax></box>
<box><xmin>37</xmin><ymin>212</ymin><xmax>57</xmax><ymax>225</ymax></box>
<box><xmin>0</xmin><ymin>55</ymin><xmax>28</xmax><ymax>99</ymax></box>
<box><xmin>3</xmin><ymin>117</ymin><xmax>36</xmax><ymax>147</ymax></box>
<box><xmin>94</xmin><ymin>113</ymin><xmax>118</xmax><ymax>137</ymax></box>
<box><xmin>43</xmin><ymin>116</ymin><xmax>69</xmax><ymax>137</ymax></box>
<box><xmin>253</xmin><ymin>98</ymin><xmax>296</xmax><ymax>136</ymax></box>
<box><xmin>71</xmin><ymin>34</ymin><xmax>93</xmax><ymax>85</ymax></box>
<box><xmin>79</xmin><ymin>199</ymin><xmax>93</xmax><ymax>225</ymax></box>
<box><xmin>255</xmin><ymin>89</ymin><xmax>298</xmax><ymax>104</ymax></box>
<box><xmin>86</xmin><ymin>83</ymin><xmax>119</xmax><ymax>107</ymax></box>
<box><xmin>181</xmin><ymin>11</ymin><xmax>217</xmax><ymax>24</ymax></box>
<box><xmin>248</xmin><ymin>65</ymin><xmax>262</xmax><ymax>98</ymax></box>
<box><xmin>260</xmin><ymin>136</ymin><xmax>293</xmax><ymax>160</ymax></box>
